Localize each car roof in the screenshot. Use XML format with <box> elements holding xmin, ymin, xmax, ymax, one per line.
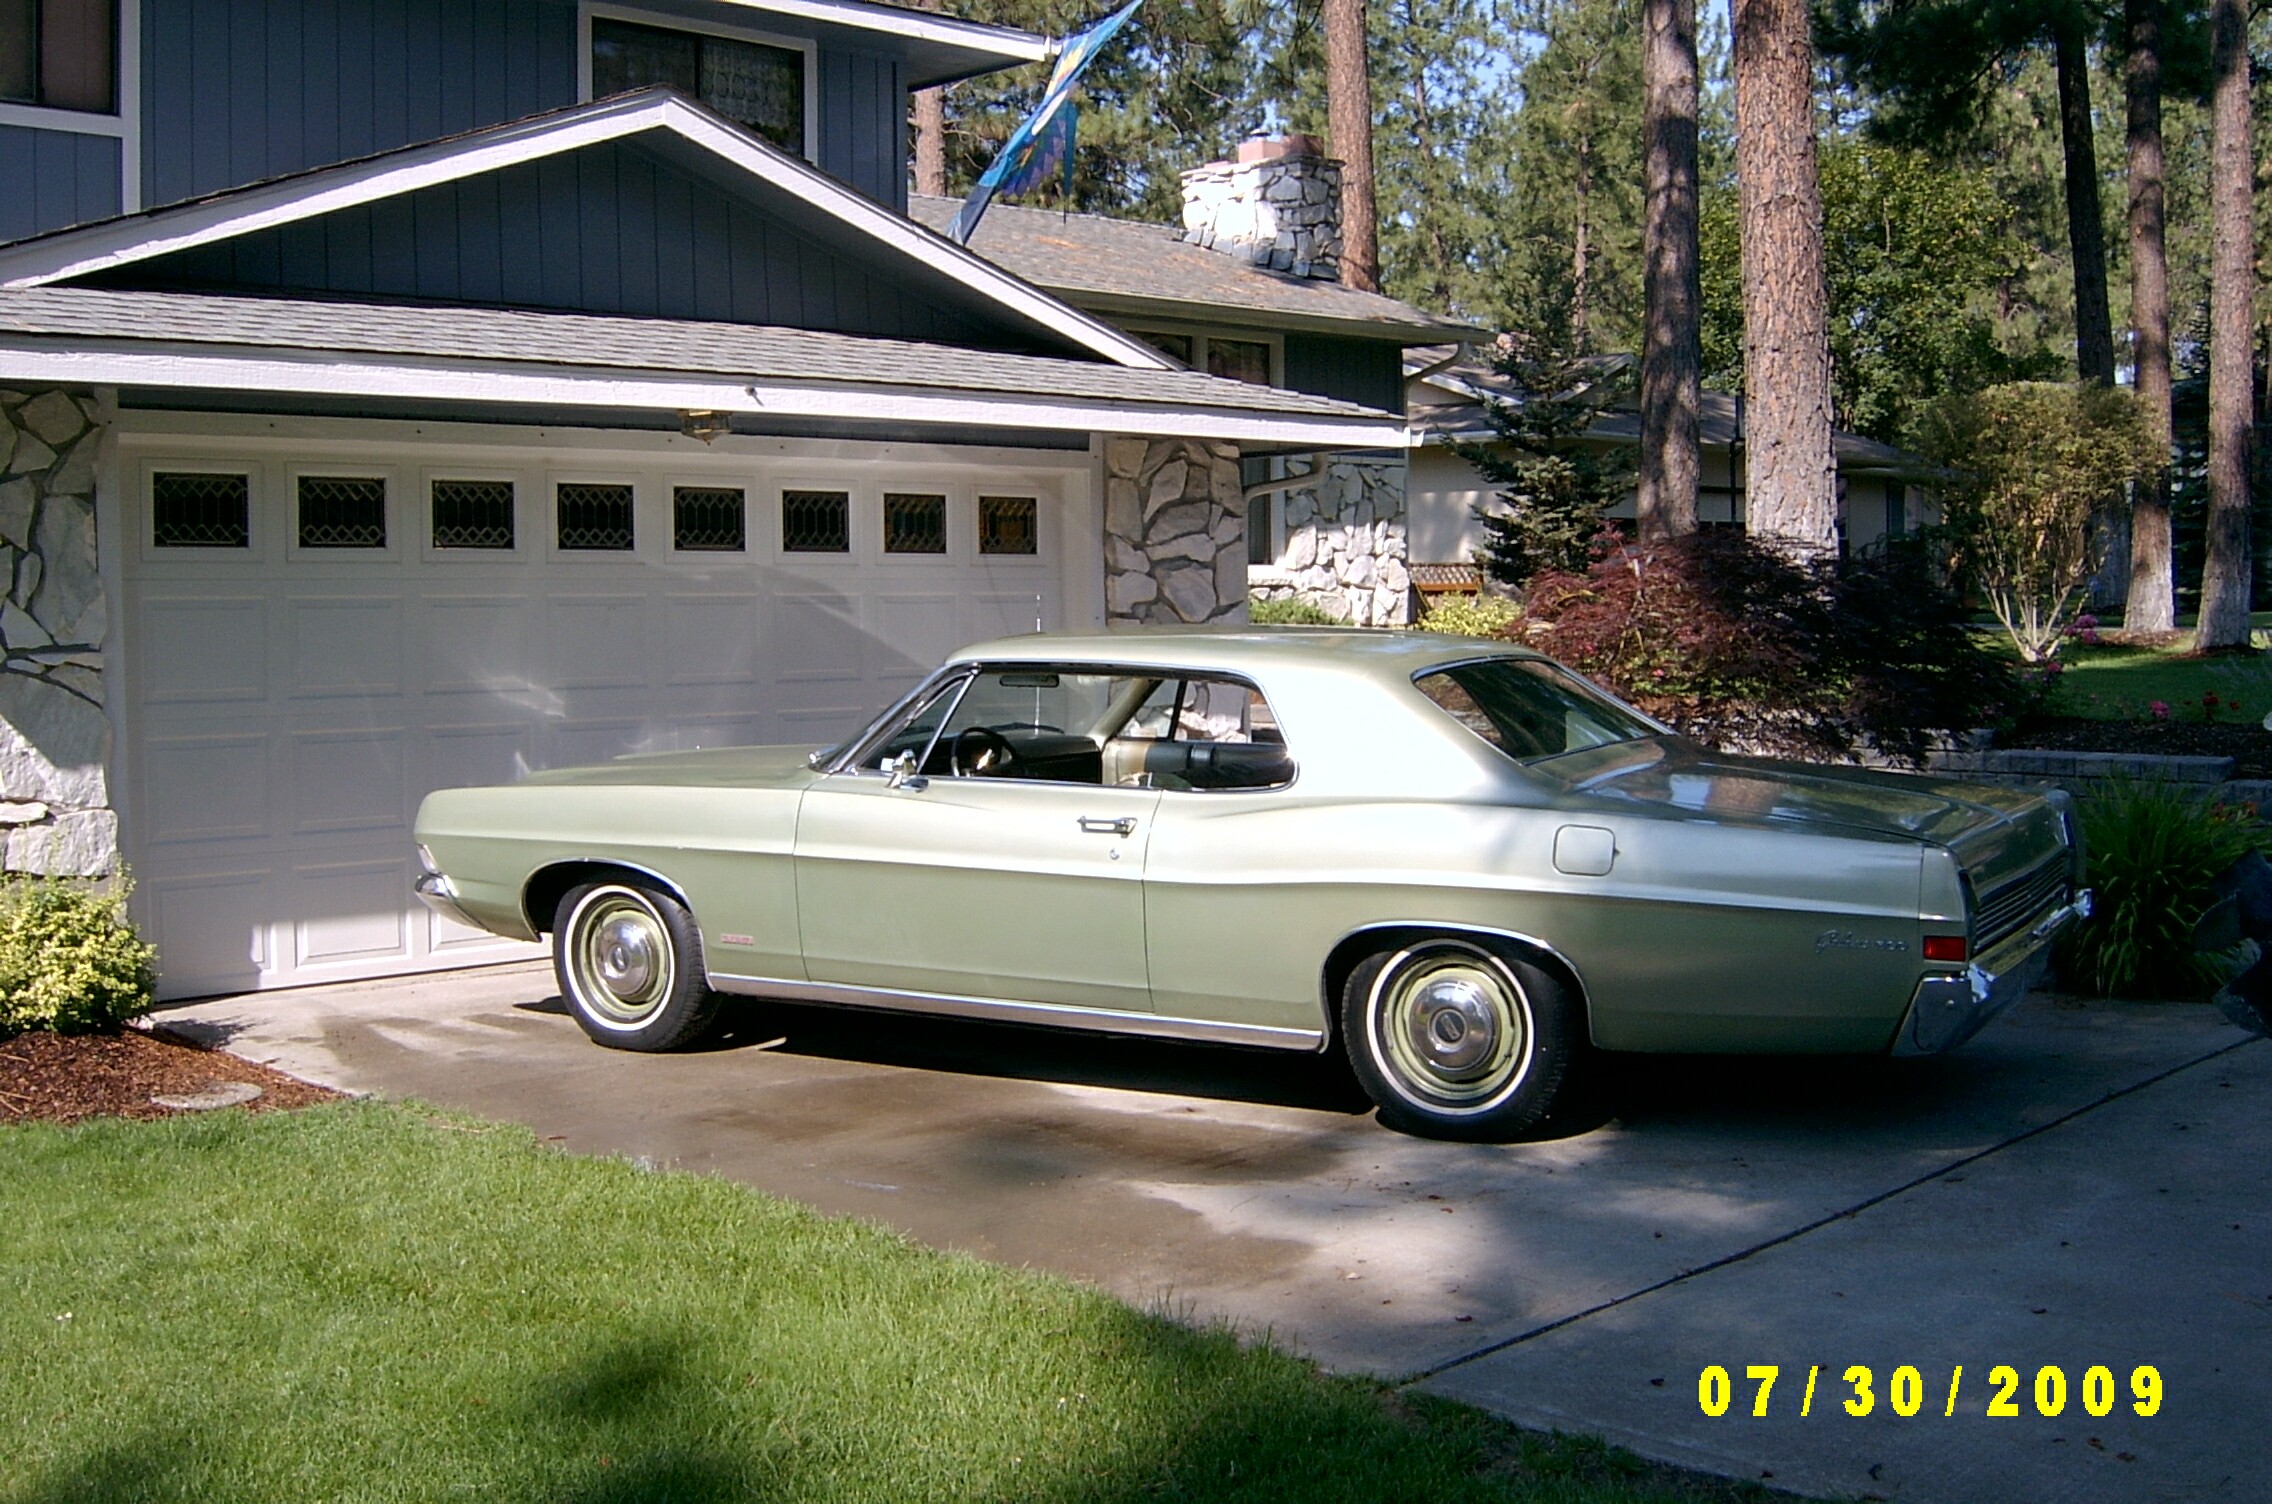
<box><xmin>947</xmin><ymin>627</ymin><xmax>1542</xmax><ymax>681</ymax></box>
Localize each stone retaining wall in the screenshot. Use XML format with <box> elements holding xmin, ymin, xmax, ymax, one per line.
<box><xmin>1929</xmin><ymin>747</ymin><xmax>2272</xmax><ymax>812</ymax></box>
<box><xmin>1102</xmin><ymin>437</ymin><xmax>1247</xmax><ymax>625</ymax></box>
<box><xmin>0</xmin><ymin>388</ymin><xmax>114</xmax><ymax>877</ymax></box>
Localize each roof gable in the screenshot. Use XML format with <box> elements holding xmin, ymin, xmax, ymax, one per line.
<box><xmin>0</xmin><ymin>92</ymin><xmax>1172</xmax><ymax>369</ymax></box>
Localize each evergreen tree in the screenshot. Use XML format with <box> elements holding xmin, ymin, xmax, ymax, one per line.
<box><xmin>1639</xmin><ymin>0</ymin><xmax>1703</xmax><ymax>537</ymax></box>
<box><xmin>2194</xmin><ymin>0</ymin><xmax>2252</xmax><ymax>647</ymax></box>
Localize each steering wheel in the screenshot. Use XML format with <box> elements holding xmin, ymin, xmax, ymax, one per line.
<box><xmin>950</xmin><ymin>726</ymin><xmax>1021</xmax><ymax>777</ymax></box>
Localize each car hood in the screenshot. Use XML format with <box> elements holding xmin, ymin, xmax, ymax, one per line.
<box><xmin>1545</xmin><ymin>738</ymin><xmax>2064</xmax><ymax>886</ymax></box>
<box><xmin>517</xmin><ymin>743</ymin><xmax>821</xmax><ymax>790</ymax></box>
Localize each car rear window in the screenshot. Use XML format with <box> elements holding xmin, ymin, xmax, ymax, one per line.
<box><xmin>1414</xmin><ymin>658</ymin><xmax>1657</xmax><ymax>762</ymax></box>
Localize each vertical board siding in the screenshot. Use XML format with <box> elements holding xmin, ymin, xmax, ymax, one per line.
<box><xmin>0</xmin><ymin>128</ymin><xmax>123</xmax><ymax>243</ymax></box>
<box><xmin>143</xmin><ymin>0</ymin><xmax>582</xmax><ymax>209</ymax></box>
<box><xmin>817</xmin><ymin>46</ymin><xmax>906</xmax><ymax>212</ymax></box>
<box><xmin>1283</xmin><ymin>333</ymin><xmax>1406</xmax><ymax>415</ymax></box>
<box><xmin>102</xmin><ymin>139</ymin><xmax>1017</xmax><ymax>348</ymax></box>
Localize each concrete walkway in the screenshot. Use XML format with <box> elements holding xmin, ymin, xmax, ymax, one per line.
<box><xmin>159</xmin><ymin>966</ymin><xmax>2270</xmax><ymax>1503</ymax></box>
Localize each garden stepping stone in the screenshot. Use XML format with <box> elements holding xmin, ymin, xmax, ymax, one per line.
<box><xmin>151</xmin><ymin>1080</ymin><xmax>263</xmax><ymax>1111</ymax></box>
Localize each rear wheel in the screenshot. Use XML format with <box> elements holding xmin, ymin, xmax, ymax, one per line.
<box><xmin>1340</xmin><ymin>936</ymin><xmax>1580</xmax><ymax>1141</ymax></box>
<box><xmin>553</xmin><ymin>881</ymin><xmax>721</xmax><ymax>1051</ymax></box>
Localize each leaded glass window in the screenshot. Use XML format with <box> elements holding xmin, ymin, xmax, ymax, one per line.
<box><xmin>673</xmin><ymin>486</ymin><xmax>746</xmax><ymax>551</ymax></box>
<box><xmin>431</xmin><ymin>480</ymin><xmax>515</xmax><ymax>550</ymax></box>
<box><xmin>781</xmin><ymin>490</ymin><xmax>849</xmax><ymax>553</ymax></box>
<box><xmin>297</xmin><ymin>476</ymin><xmax>386</xmax><ymax>549</ymax></box>
<box><xmin>557</xmin><ymin>483</ymin><xmax>635</xmax><ymax>551</ymax></box>
<box><xmin>883</xmin><ymin>493</ymin><xmax>947</xmax><ymax>555</ymax></box>
<box><xmin>152</xmin><ymin>472</ymin><xmax>250</xmax><ymax>548</ymax></box>
<box><xmin>591</xmin><ymin>16</ymin><xmax>803</xmax><ymax>154</ymax></box>
<box><xmin>978</xmin><ymin>496</ymin><xmax>1038</xmax><ymax>556</ymax></box>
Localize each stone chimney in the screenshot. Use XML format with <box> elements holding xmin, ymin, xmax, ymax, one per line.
<box><xmin>1178</xmin><ymin>135</ymin><xmax>1344</xmax><ymax>281</ymax></box>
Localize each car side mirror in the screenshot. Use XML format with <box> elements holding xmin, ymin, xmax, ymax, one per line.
<box><xmin>885</xmin><ymin>750</ymin><xmax>927</xmax><ymax>790</ymax></box>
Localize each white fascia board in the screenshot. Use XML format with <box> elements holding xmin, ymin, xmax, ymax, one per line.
<box><xmin>705</xmin><ymin>0</ymin><xmax>1050</xmax><ymax>63</ymax></box>
<box><xmin>0</xmin><ymin>94</ymin><xmax>1172</xmax><ymax>373</ymax></box>
<box><xmin>0</xmin><ymin>344</ymin><xmax>1413</xmax><ymax>450</ymax></box>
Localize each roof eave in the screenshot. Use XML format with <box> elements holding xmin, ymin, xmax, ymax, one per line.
<box><xmin>702</xmin><ymin>0</ymin><xmax>1050</xmax><ymax>86</ymax></box>
<box><xmin>1063</xmin><ymin>288</ymin><xmax>1474</xmax><ymax>345</ymax></box>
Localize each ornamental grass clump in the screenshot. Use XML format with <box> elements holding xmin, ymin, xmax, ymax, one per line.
<box><xmin>2057</xmin><ymin>782</ymin><xmax>2265</xmax><ymax>1001</ymax></box>
<box><xmin>0</xmin><ymin>872</ymin><xmax>159</xmax><ymax>1037</ymax></box>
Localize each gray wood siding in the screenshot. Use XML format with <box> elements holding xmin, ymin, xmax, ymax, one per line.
<box><xmin>96</xmin><ymin>138</ymin><xmax>1022</xmax><ymax>346</ymax></box>
<box><xmin>0</xmin><ymin>127</ymin><xmax>123</xmax><ymax>243</ymax></box>
<box><xmin>1283</xmin><ymin>333</ymin><xmax>1404</xmax><ymax>415</ymax></box>
<box><xmin>144</xmin><ymin>0</ymin><xmax>578</xmax><ymax>210</ymax></box>
<box><xmin>140</xmin><ymin>0</ymin><xmax>910</xmax><ymax>212</ymax></box>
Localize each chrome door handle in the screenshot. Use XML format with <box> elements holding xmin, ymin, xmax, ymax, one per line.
<box><xmin>1078</xmin><ymin>816</ymin><xmax>1137</xmax><ymax>836</ymax></box>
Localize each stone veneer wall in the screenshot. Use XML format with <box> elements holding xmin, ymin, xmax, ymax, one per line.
<box><xmin>0</xmin><ymin>389</ymin><xmax>115</xmax><ymax>877</ymax></box>
<box><xmin>1102</xmin><ymin>438</ymin><xmax>1248</xmax><ymax>624</ymax></box>
<box><xmin>1178</xmin><ymin>151</ymin><xmax>1345</xmax><ymax>281</ymax></box>
<box><xmin>1249</xmin><ymin>456</ymin><xmax>1412</xmax><ymax>626</ymax></box>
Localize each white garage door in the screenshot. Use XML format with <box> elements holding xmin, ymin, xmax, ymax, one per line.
<box><xmin>119</xmin><ymin>431</ymin><xmax>1077</xmax><ymax>1000</ymax></box>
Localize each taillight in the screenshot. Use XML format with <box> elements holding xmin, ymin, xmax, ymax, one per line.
<box><xmin>1923</xmin><ymin>935</ymin><xmax>1969</xmax><ymax>963</ymax></box>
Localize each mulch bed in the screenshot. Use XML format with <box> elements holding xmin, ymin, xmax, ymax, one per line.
<box><xmin>2005</xmin><ymin>716</ymin><xmax>2272</xmax><ymax>779</ymax></box>
<box><xmin>0</xmin><ymin>1027</ymin><xmax>344</xmax><ymax>1126</ymax></box>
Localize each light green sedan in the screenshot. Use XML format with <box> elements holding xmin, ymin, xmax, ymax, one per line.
<box><xmin>412</xmin><ymin>629</ymin><xmax>2089</xmax><ymax>1140</ymax></box>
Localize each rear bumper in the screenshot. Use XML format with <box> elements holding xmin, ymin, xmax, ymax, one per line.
<box><xmin>412</xmin><ymin>870</ymin><xmax>479</xmax><ymax>931</ymax></box>
<box><xmin>1891</xmin><ymin>889</ymin><xmax>2093</xmax><ymax>1056</ymax></box>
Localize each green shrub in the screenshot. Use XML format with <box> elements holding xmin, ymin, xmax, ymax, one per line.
<box><xmin>1419</xmin><ymin>593</ymin><xmax>1524</xmax><ymax>638</ymax></box>
<box><xmin>0</xmin><ymin>872</ymin><xmax>159</xmax><ymax>1036</ymax></box>
<box><xmin>1247</xmin><ymin>593</ymin><xmax>1343</xmax><ymax>625</ymax></box>
<box><xmin>2056</xmin><ymin>783</ymin><xmax>2264</xmax><ymax>1001</ymax></box>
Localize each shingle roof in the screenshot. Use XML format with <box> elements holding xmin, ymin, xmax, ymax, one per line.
<box><xmin>0</xmin><ymin>285</ymin><xmax>1401</xmax><ymax>426</ymax></box>
<box><xmin>908</xmin><ymin>194</ymin><xmax>1470</xmax><ymax>343</ymax></box>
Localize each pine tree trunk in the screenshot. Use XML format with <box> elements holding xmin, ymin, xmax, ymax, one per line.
<box><xmin>2198</xmin><ymin>0</ymin><xmax>2255</xmax><ymax>648</ymax></box>
<box><xmin>912</xmin><ymin>0</ymin><xmax>946</xmax><ymax>198</ymax></box>
<box><xmin>2055</xmin><ymin>21</ymin><xmax>2116</xmax><ymax>385</ymax></box>
<box><xmin>2123</xmin><ymin>0</ymin><xmax>2176</xmax><ymax>636</ymax></box>
<box><xmin>1325</xmin><ymin>0</ymin><xmax>1381</xmax><ymax>293</ymax></box>
<box><xmin>1640</xmin><ymin>0</ymin><xmax>1701</xmax><ymax>539</ymax></box>
<box><xmin>1732</xmin><ymin>0</ymin><xmax>1836</xmax><ymax>553</ymax></box>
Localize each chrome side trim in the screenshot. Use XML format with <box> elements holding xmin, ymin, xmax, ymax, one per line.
<box><xmin>704</xmin><ymin>971</ymin><xmax>1327</xmax><ymax>1052</ymax></box>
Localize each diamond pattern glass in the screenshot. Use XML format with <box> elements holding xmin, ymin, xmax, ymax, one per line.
<box><xmin>431</xmin><ymin>480</ymin><xmax>515</xmax><ymax>550</ymax></box>
<box><xmin>673</xmin><ymin>487</ymin><xmax>746</xmax><ymax>551</ymax></box>
<box><xmin>781</xmin><ymin>490</ymin><xmax>849</xmax><ymax>553</ymax></box>
<box><xmin>297</xmin><ymin>476</ymin><xmax>386</xmax><ymax>549</ymax></box>
<box><xmin>978</xmin><ymin>496</ymin><xmax>1038</xmax><ymax>556</ymax></box>
<box><xmin>556</xmin><ymin>483</ymin><xmax>635</xmax><ymax>551</ymax></box>
<box><xmin>152</xmin><ymin>472</ymin><xmax>250</xmax><ymax>548</ymax></box>
<box><xmin>883</xmin><ymin>493</ymin><xmax>947</xmax><ymax>555</ymax></box>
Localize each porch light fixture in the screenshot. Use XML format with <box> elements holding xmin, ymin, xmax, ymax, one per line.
<box><xmin>678</xmin><ymin>409</ymin><xmax>732</xmax><ymax>443</ymax></box>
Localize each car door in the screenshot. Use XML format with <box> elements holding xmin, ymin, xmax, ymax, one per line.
<box><xmin>793</xmin><ymin>666</ymin><xmax>1161</xmax><ymax>1012</ymax></box>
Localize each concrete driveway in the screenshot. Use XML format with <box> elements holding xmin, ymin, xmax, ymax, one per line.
<box><xmin>159</xmin><ymin>966</ymin><xmax>2269</xmax><ymax>1503</ymax></box>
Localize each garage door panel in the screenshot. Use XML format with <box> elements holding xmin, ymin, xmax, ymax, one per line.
<box><xmin>140</xmin><ymin>730</ymin><xmax>274</xmax><ymax>845</ymax></box>
<box><xmin>288</xmin><ymin>596</ymin><xmax>405</xmax><ymax>698</ymax></box>
<box><xmin>426</xmin><ymin>721</ymin><xmax>536</xmax><ymax>790</ymax></box>
<box><xmin>548</xmin><ymin>594</ymin><xmax>651</xmax><ymax>689</ymax></box>
<box><xmin>872</xmin><ymin>592</ymin><xmax>960</xmax><ymax>674</ymax></box>
<box><xmin>970</xmin><ymin>590</ymin><xmax>1056</xmax><ymax>640</ymax></box>
<box><xmin>771</xmin><ymin>592</ymin><xmax>862</xmax><ymax>684</ymax></box>
<box><xmin>288</xmin><ymin>727</ymin><xmax>406</xmax><ymax>835</ymax></box>
<box><xmin>290</xmin><ymin>855</ymin><xmax>412</xmax><ymax>969</ymax></box>
<box><xmin>140</xmin><ymin>597</ymin><xmax>267</xmax><ymax>704</ymax></box>
<box><xmin>548</xmin><ymin>717</ymin><xmax>651</xmax><ymax>768</ymax></box>
<box><xmin>142</xmin><ymin>869</ymin><xmax>271</xmax><ymax>994</ymax></box>
<box><xmin>419</xmin><ymin>594</ymin><xmax>531</xmax><ymax>694</ymax></box>
<box><xmin>663</xmin><ymin>594</ymin><xmax>765</xmax><ymax>687</ymax></box>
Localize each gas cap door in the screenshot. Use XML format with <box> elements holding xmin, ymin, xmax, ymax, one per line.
<box><xmin>1554</xmin><ymin>825</ymin><xmax>1617</xmax><ymax>877</ymax></box>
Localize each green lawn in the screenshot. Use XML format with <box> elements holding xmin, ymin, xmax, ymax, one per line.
<box><xmin>2001</xmin><ymin>612</ymin><xmax>2272</xmax><ymax>724</ymax></box>
<box><xmin>1</xmin><ymin>1102</ymin><xmax>1766</xmax><ymax>1504</ymax></box>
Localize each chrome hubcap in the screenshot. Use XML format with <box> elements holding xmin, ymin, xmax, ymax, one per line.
<box><xmin>570</xmin><ymin>889</ymin><xmax>673</xmax><ymax>1028</ymax></box>
<box><xmin>1374</xmin><ymin>946</ymin><xmax>1531</xmax><ymax>1110</ymax></box>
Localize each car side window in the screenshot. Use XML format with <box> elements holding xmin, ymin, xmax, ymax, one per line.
<box><xmin>1107</xmin><ymin>675</ymin><xmax>1295</xmax><ymax>792</ymax></box>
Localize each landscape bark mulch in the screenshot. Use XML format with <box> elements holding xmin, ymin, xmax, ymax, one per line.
<box><xmin>0</xmin><ymin>1027</ymin><xmax>343</xmax><ymax>1125</ymax></box>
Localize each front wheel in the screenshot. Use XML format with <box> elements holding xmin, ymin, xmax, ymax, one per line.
<box><xmin>1340</xmin><ymin>936</ymin><xmax>1581</xmax><ymax>1141</ymax></box>
<box><xmin>554</xmin><ymin>881</ymin><xmax>721</xmax><ymax>1052</ymax></box>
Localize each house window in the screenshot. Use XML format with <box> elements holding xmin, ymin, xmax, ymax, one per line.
<box><xmin>1126</xmin><ymin>328</ymin><xmax>1280</xmax><ymax>386</ymax></box>
<box><xmin>556</xmin><ymin>483</ymin><xmax>635</xmax><ymax>551</ymax></box>
<box><xmin>883</xmin><ymin>493</ymin><xmax>947</xmax><ymax>555</ymax></box>
<box><xmin>978</xmin><ymin>496</ymin><xmax>1038</xmax><ymax>556</ymax></box>
<box><xmin>297</xmin><ymin>477</ymin><xmax>386</xmax><ymax>549</ymax></box>
<box><xmin>1138</xmin><ymin>331</ymin><xmax>1193</xmax><ymax>365</ymax></box>
<box><xmin>152</xmin><ymin>472</ymin><xmax>249</xmax><ymax>548</ymax></box>
<box><xmin>1207</xmin><ymin>338</ymin><xmax>1273</xmax><ymax>386</ymax></box>
<box><xmin>432</xmin><ymin>480</ymin><xmax>515</xmax><ymax>550</ymax></box>
<box><xmin>591</xmin><ymin>15</ymin><xmax>803</xmax><ymax>155</ymax></box>
<box><xmin>781</xmin><ymin>490</ymin><xmax>849</xmax><ymax>552</ymax></box>
<box><xmin>0</xmin><ymin>0</ymin><xmax>117</xmax><ymax>114</ymax></box>
<box><xmin>673</xmin><ymin>486</ymin><xmax>745</xmax><ymax>551</ymax></box>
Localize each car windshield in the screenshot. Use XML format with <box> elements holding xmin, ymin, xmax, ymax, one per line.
<box><xmin>1413</xmin><ymin>657</ymin><xmax>1658</xmax><ymax>763</ymax></box>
